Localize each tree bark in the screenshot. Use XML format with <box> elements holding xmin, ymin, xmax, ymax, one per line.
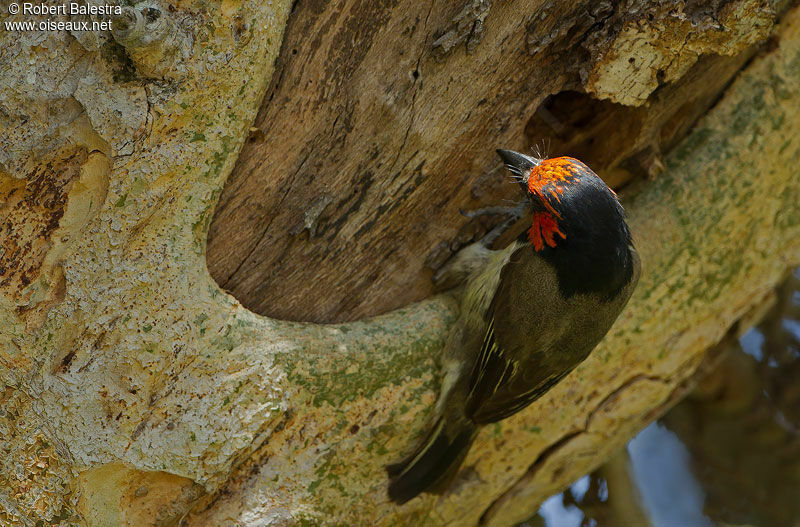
<box><xmin>1</xmin><ymin>0</ymin><xmax>799</xmax><ymax>526</ymax></box>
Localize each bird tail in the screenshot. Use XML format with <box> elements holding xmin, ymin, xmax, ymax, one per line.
<box><xmin>386</xmin><ymin>416</ymin><xmax>478</xmax><ymax>504</ymax></box>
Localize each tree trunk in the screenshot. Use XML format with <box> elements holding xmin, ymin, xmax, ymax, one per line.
<box><xmin>1</xmin><ymin>0</ymin><xmax>799</xmax><ymax>525</ymax></box>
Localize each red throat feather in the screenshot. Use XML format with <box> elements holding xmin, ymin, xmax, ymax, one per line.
<box><xmin>528</xmin><ymin>211</ymin><xmax>566</xmax><ymax>251</ymax></box>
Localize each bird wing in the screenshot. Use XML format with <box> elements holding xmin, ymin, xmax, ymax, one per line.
<box><xmin>463</xmin><ymin>245</ymin><xmax>639</xmax><ymax>425</ymax></box>
<box><xmin>464</xmin><ymin>317</ymin><xmax>512</xmax><ymax>421</ymax></box>
<box><xmin>464</xmin><ymin>315</ymin><xmax>571</xmax><ymax>423</ymax></box>
<box><xmin>463</xmin><ymin>247</ymin><xmax>572</xmax><ymax>424</ymax></box>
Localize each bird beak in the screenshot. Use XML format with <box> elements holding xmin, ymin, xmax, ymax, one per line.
<box><xmin>497</xmin><ymin>149</ymin><xmax>540</xmax><ymax>191</ymax></box>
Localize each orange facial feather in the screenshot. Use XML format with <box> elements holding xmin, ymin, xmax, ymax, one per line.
<box><xmin>526</xmin><ymin>157</ymin><xmax>583</xmax><ymax>206</ymax></box>
<box><xmin>526</xmin><ymin>157</ymin><xmax>583</xmax><ymax>251</ymax></box>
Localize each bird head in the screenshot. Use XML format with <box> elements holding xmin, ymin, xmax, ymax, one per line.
<box><xmin>497</xmin><ymin>148</ymin><xmax>595</xmax><ymax>252</ymax></box>
<box><xmin>496</xmin><ymin>148</ymin><xmax>635</xmax><ymax>299</ymax></box>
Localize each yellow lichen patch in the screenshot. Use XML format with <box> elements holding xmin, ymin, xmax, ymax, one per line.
<box><xmin>58</xmin><ymin>152</ymin><xmax>111</xmax><ymax>239</ymax></box>
<box><xmin>0</xmin><ymin>146</ymin><xmax>86</xmax><ymax>304</ymax></box>
<box><xmin>0</xmin><ymin>387</ymin><xmax>77</xmax><ymax>525</ymax></box>
<box><xmin>77</xmin><ymin>463</ymin><xmax>205</xmax><ymax>527</ymax></box>
<box><xmin>0</xmin><ymin>147</ymin><xmax>110</xmax><ymax>330</ymax></box>
<box><xmin>221</xmin><ymin>0</ymin><xmax>244</xmax><ymax>18</ymax></box>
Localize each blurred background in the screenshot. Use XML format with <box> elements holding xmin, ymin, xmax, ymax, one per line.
<box><xmin>522</xmin><ymin>267</ymin><xmax>800</xmax><ymax>527</ymax></box>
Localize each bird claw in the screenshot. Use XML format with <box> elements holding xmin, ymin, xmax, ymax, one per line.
<box><xmin>459</xmin><ymin>204</ymin><xmax>525</xmax><ymax>220</ymax></box>
<box><xmin>432</xmin><ymin>201</ymin><xmax>531</xmax><ymax>289</ymax></box>
<box><xmin>463</xmin><ymin>201</ymin><xmax>530</xmax><ymax>247</ymax></box>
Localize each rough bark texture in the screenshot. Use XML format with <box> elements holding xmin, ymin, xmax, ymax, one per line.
<box><xmin>1</xmin><ymin>0</ymin><xmax>799</xmax><ymax>526</ymax></box>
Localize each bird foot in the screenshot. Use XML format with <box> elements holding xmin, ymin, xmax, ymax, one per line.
<box><xmin>461</xmin><ymin>201</ymin><xmax>530</xmax><ymax>248</ymax></box>
<box><xmin>432</xmin><ymin>201</ymin><xmax>530</xmax><ymax>290</ymax></box>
